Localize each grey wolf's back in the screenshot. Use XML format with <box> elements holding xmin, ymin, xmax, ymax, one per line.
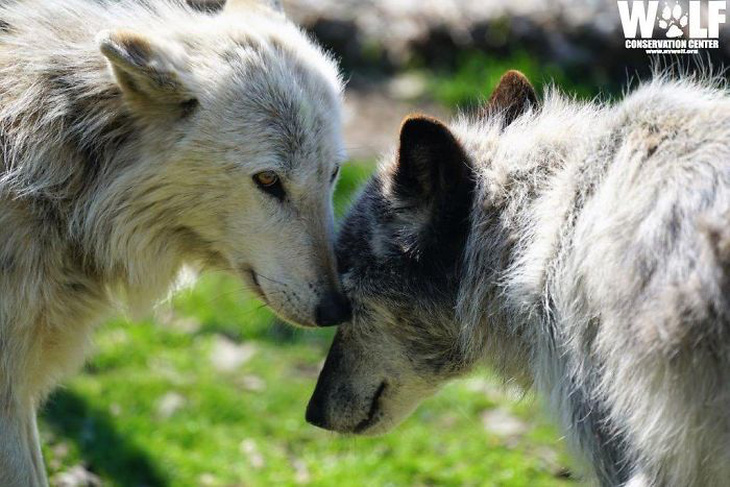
<box><xmin>566</xmin><ymin>81</ymin><xmax>730</xmax><ymax>356</ymax></box>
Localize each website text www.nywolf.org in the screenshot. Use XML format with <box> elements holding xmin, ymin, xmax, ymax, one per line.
<box><xmin>625</xmin><ymin>38</ymin><xmax>719</xmax><ymax>54</ymax></box>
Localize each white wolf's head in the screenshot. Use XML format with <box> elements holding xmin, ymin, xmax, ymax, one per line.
<box><xmin>93</xmin><ymin>0</ymin><xmax>350</xmax><ymax>326</ymax></box>
<box><xmin>306</xmin><ymin>72</ymin><xmax>538</xmax><ymax>433</ymax></box>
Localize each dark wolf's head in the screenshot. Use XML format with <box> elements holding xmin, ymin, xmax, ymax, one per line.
<box><xmin>306</xmin><ymin>71</ymin><xmax>538</xmax><ymax>434</ymax></box>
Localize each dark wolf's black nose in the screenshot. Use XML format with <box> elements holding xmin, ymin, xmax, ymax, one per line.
<box><xmin>315</xmin><ymin>291</ymin><xmax>351</xmax><ymax>327</ymax></box>
<box><xmin>305</xmin><ymin>394</ymin><xmax>329</xmax><ymax>429</ymax></box>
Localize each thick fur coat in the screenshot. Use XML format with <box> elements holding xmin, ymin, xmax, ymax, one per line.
<box><xmin>0</xmin><ymin>0</ymin><xmax>346</xmax><ymax>484</ymax></box>
<box><xmin>308</xmin><ymin>72</ymin><xmax>730</xmax><ymax>486</ymax></box>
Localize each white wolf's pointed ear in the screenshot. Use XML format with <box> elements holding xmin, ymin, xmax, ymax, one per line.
<box><xmin>98</xmin><ymin>30</ymin><xmax>198</xmax><ymax>115</ymax></box>
<box><xmin>394</xmin><ymin>116</ymin><xmax>472</xmax><ymax>204</ymax></box>
<box><xmin>225</xmin><ymin>0</ymin><xmax>284</xmax><ymax>14</ymax></box>
<box><xmin>482</xmin><ymin>70</ymin><xmax>538</xmax><ymax>126</ymax></box>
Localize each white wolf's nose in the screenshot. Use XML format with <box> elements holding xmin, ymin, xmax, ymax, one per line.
<box><xmin>314</xmin><ymin>291</ymin><xmax>351</xmax><ymax>327</ymax></box>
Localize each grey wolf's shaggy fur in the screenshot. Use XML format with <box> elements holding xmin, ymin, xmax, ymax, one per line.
<box><xmin>0</xmin><ymin>0</ymin><xmax>345</xmax><ymax>484</ymax></box>
<box><xmin>308</xmin><ymin>71</ymin><xmax>730</xmax><ymax>486</ymax></box>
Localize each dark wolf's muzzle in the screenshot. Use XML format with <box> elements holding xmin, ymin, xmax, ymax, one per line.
<box><xmin>306</xmin><ymin>331</ymin><xmax>385</xmax><ymax>433</ymax></box>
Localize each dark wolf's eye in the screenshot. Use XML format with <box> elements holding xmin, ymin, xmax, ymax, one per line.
<box><xmin>253</xmin><ymin>171</ymin><xmax>285</xmax><ymax>200</ymax></box>
<box><xmin>331</xmin><ymin>165</ymin><xmax>340</xmax><ymax>184</ymax></box>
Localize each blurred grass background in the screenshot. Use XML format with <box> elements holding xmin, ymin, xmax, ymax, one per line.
<box><xmin>37</xmin><ymin>4</ymin><xmax>631</xmax><ymax>483</ymax></box>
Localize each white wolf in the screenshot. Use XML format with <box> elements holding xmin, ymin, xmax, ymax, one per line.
<box><xmin>308</xmin><ymin>71</ymin><xmax>730</xmax><ymax>486</ymax></box>
<box><xmin>0</xmin><ymin>0</ymin><xmax>350</xmax><ymax>484</ymax></box>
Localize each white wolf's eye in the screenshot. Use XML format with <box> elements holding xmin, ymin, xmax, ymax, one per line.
<box><xmin>254</xmin><ymin>171</ymin><xmax>279</xmax><ymax>187</ymax></box>
<box><xmin>253</xmin><ymin>171</ymin><xmax>285</xmax><ymax>200</ymax></box>
<box><xmin>331</xmin><ymin>165</ymin><xmax>340</xmax><ymax>184</ymax></box>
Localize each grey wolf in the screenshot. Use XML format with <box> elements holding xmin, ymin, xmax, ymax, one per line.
<box><xmin>0</xmin><ymin>0</ymin><xmax>350</xmax><ymax>484</ymax></box>
<box><xmin>307</xmin><ymin>70</ymin><xmax>730</xmax><ymax>486</ymax></box>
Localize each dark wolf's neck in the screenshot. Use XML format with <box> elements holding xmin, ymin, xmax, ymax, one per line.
<box><xmin>457</xmin><ymin>101</ymin><xmax>634</xmax><ymax>484</ymax></box>
<box><xmin>455</xmin><ymin>101</ymin><xmax>609</xmax><ymax>379</ymax></box>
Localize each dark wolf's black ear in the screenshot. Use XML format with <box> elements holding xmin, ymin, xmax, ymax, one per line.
<box><xmin>394</xmin><ymin>115</ymin><xmax>472</xmax><ymax>205</ymax></box>
<box><xmin>393</xmin><ymin>116</ymin><xmax>475</xmax><ymax>258</ymax></box>
<box><xmin>481</xmin><ymin>70</ymin><xmax>538</xmax><ymax>126</ymax></box>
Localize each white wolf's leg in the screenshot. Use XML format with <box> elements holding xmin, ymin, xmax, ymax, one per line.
<box><xmin>0</xmin><ymin>398</ymin><xmax>48</xmax><ymax>487</ymax></box>
<box><xmin>27</xmin><ymin>409</ymin><xmax>48</xmax><ymax>486</ymax></box>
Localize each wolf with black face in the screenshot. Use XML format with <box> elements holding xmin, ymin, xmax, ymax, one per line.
<box><xmin>305</xmin><ymin>115</ymin><xmax>475</xmax><ymax>433</ymax></box>
<box><xmin>305</xmin><ymin>71</ymin><xmax>538</xmax><ymax>435</ymax></box>
<box><xmin>309</xmin><ymin>68</ymin><xmax>730</xmax><ymax>487</ymax></box>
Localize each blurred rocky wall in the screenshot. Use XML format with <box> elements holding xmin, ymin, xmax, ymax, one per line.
<box><xmin>195</xmin><ymin>0</ymin><xmax>730</xmax><ymax>88</ymax></box>
<box><xmin>291</xmin><ymin>0</ymin><xmax>729</xmax><ymax>85</ymax></box>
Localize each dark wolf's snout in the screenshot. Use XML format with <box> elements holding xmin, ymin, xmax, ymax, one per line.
<box><xmin>314</xmin><ymin>290</ymin><xmax>351</xmax><ymax>327</ymax></box>
<box><xmin>306</xmin><ymin>332</ymin><xmax>354</xmax><ymax>431</ymax></box>
<box><xmin>306</xmin><ymin>331</ymin><xmax>385</xmax><ymax>434</ymax></box>
<box><xmin>305</xmin><ymin>392</ymin><xmax>329</xmax><ymax>429</ymax></box>
<box><xmin>306</xmin><ymin>333</ymin><xmax>343</xmax><ymax>430</ymax></box>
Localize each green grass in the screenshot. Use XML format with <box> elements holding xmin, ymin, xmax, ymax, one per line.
<box><xmin>39</xmin><ymin>161</ymin><xmax>576</xmax><ymax>486</ymax></box>
<box><xmin>426</xmin><ymin>50</ymin><xmax>606</xmax><ymax>110</ymax></box>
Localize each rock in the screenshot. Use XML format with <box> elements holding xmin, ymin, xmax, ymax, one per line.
<box><xmin>210</xmin><ymin>335</ymin><xmax>256</xmax><ymax>372</ymax></box>
<box><xmin>240</xmin><ymin>439</ymin><xmax>266</xmax><ymax>469</ymax></box>
<box><xmin>199</xmin><ymin>473</ymin><xmax>216</xmax><ymax>486</ymax></box>
<box><xmin>157</xmin><ymin>308</ymin><xmax>202</xmax><ymax>334</ymax></box>
<box><xmin>109</xmin><ymin>403</ymin><xmax>122</xmax><ymax>417</ymax></box>
<box><xmin>292</xmin><ymin>458</ymin><xmax>311</xmax><ymax>484</ymax></box>
<box><xmin>156</xmin><ymin>392</ymin><xmax>186</xmax><ymax>419</ymax></box>
<box><xmin>240</xmin><ymin>374</ymin><xmax>266</xmax><ymax>392</ymax></box>
<box><xmin>51</xmin><ymin>465</ymin><xmax>102</xmax><ymax>487</ymax></box>
<box><xmin>388</xmin><ymin>72</ymin><xmax>429</xmax><ymax>100</ymax></box>
<box><xmin>481</xmin><ymin>407</ymin><xmax>528</xmax><ymax>439</ymax></box>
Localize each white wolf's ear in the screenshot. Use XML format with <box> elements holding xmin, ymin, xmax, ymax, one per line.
<box><xmin>394</xmin><ymin>116</ymin><xmax>473</xmax><ymax>205</ymax></box>
<box><xmin>482</xmin><ymin>70</ymin><xmax>538</xmax><ymax>126</ymax></box>
<box><xmin>98</xmin><ymin>30</ymin><xmax>198</xmax><ymax>115</ymax></box>
<box><xmin>225</xmin><ymin>0</ymin><xmax>284</xmax><ymax>14</ymax></box>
